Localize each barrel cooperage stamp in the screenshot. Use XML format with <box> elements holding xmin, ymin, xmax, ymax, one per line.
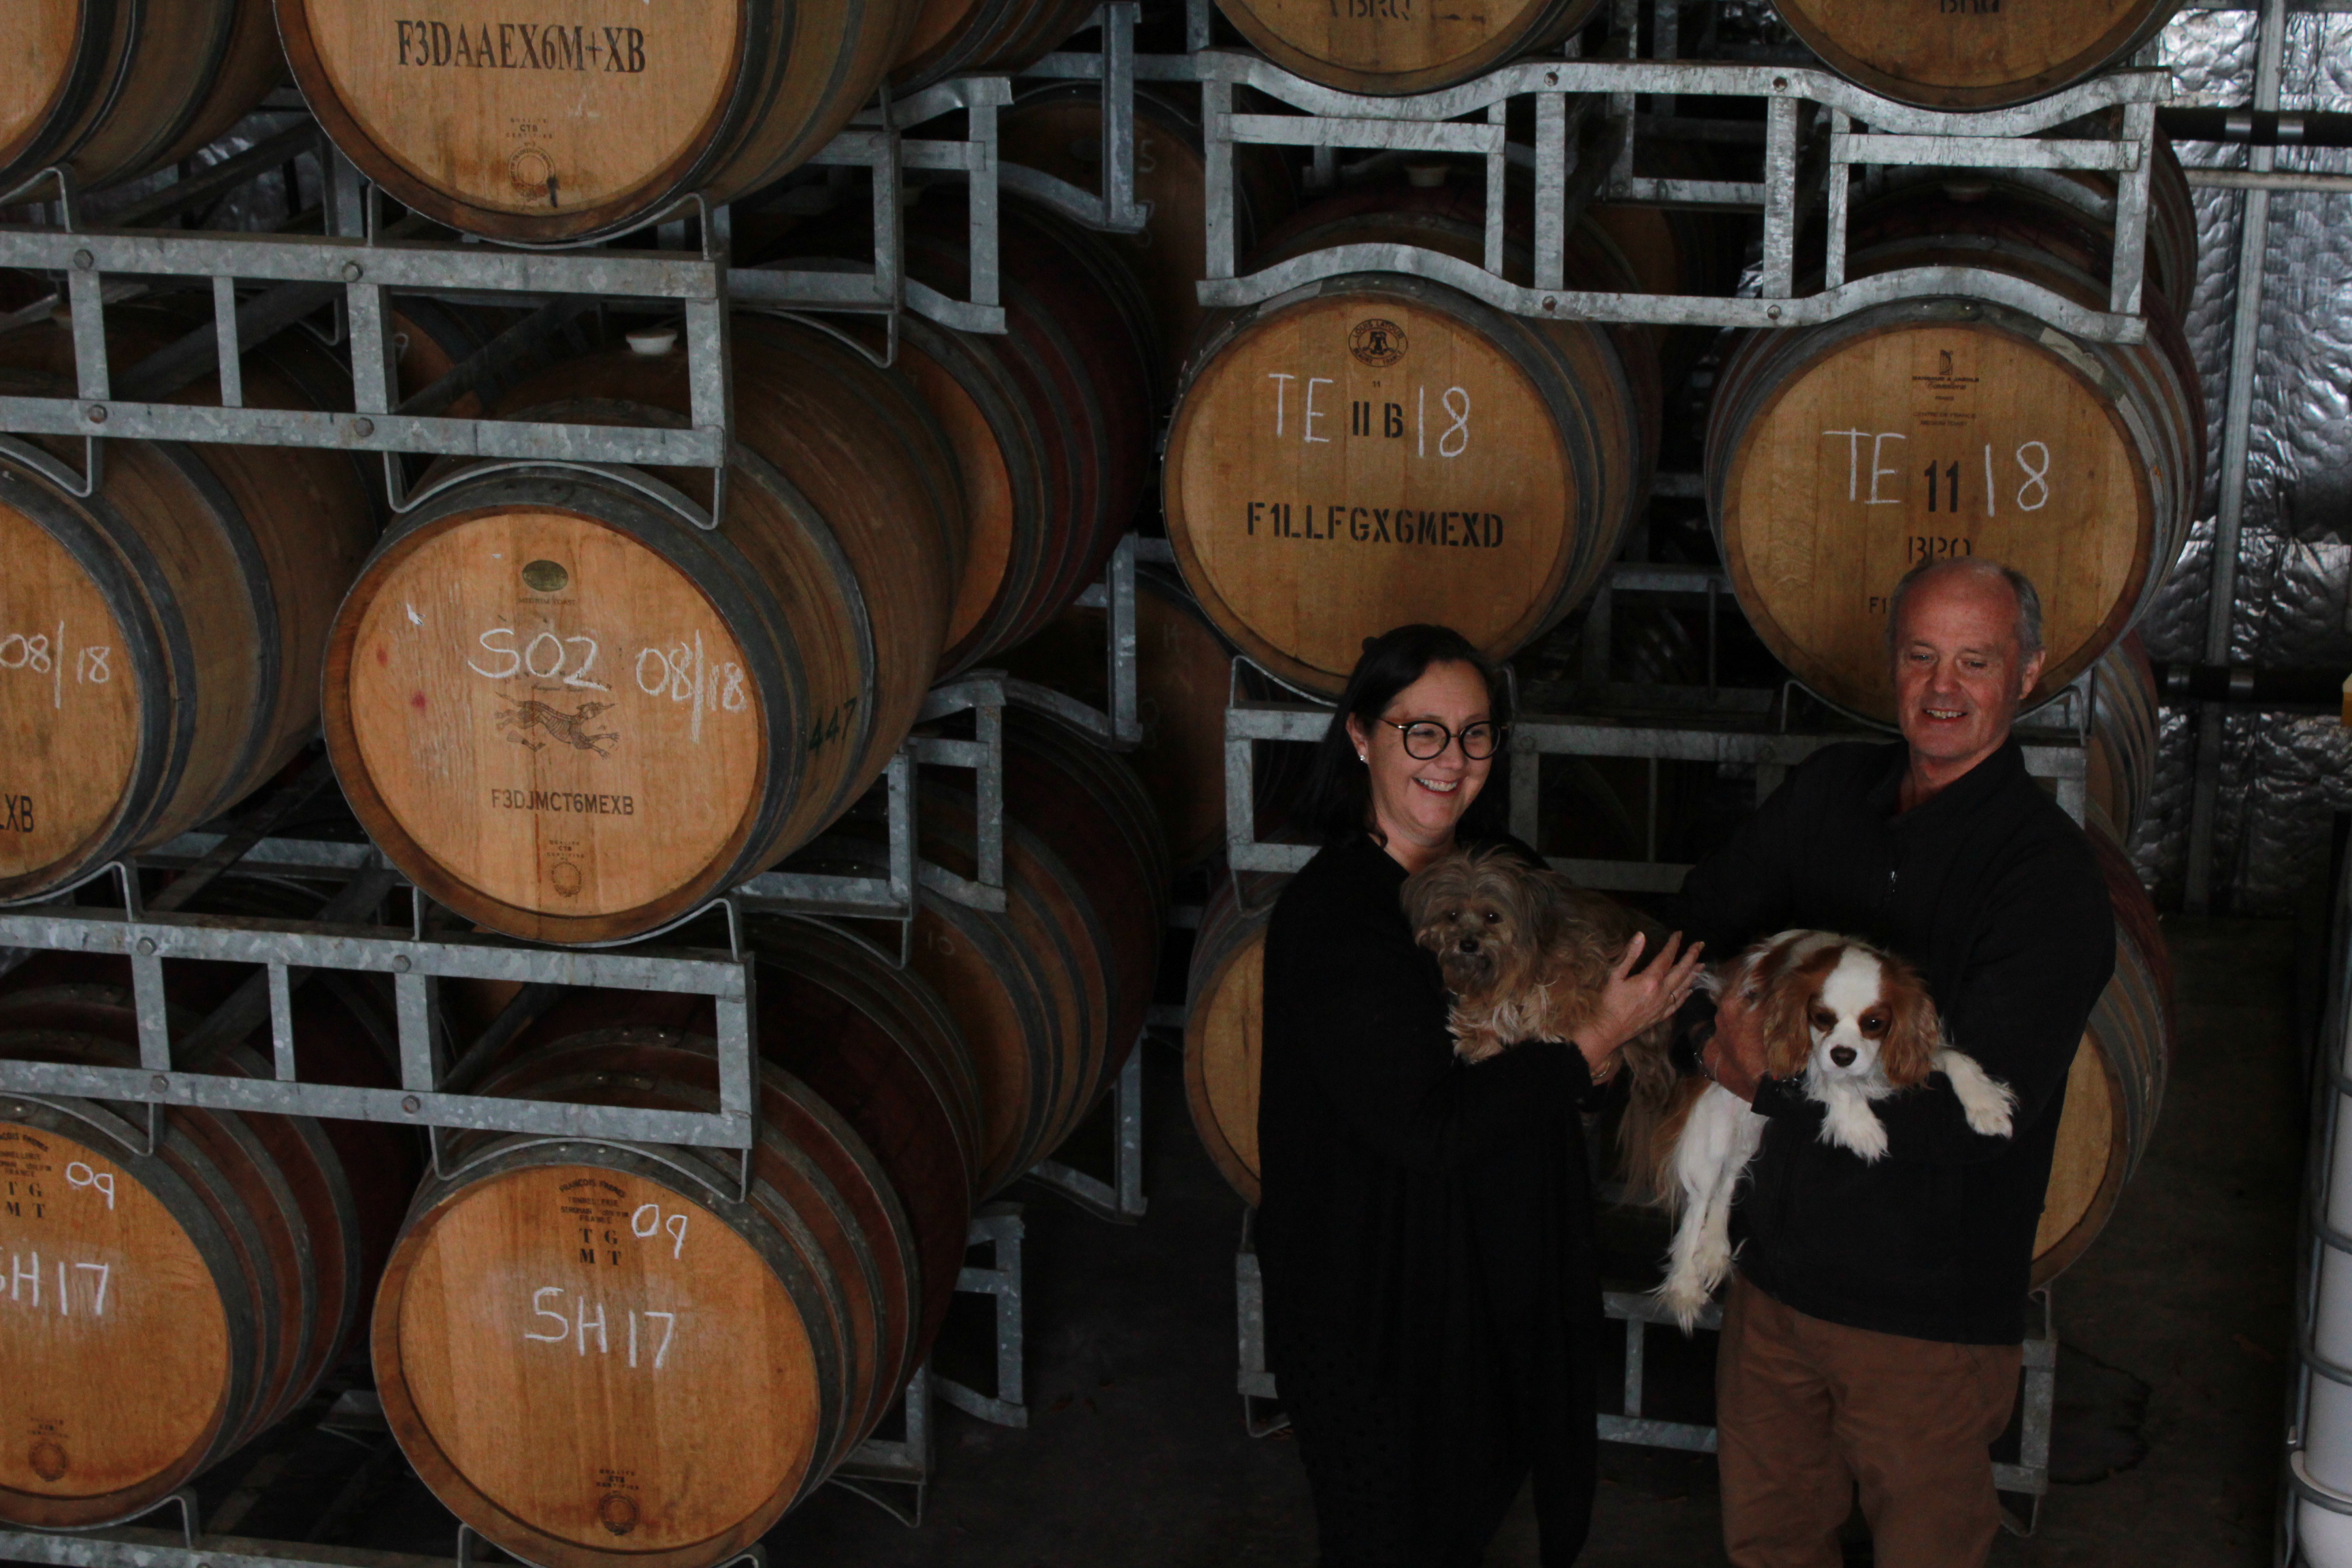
<box><xmin>498</xmin><ymin>698</ymin><xmax>619</xmax><ymax>757</ymax></box>
<box><xmin>1349</xmin><ymin>318</ymin><xmax>1407</xmax><ymax>367</ymax></box>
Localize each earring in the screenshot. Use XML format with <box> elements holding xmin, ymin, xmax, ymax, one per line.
<box><xmin>1357</xmin><ymin>751</ymin><xmax>1367</xmax><ymax>763</ymax></box>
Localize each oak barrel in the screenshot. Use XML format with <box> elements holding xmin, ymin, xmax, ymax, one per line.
<box><xmin>1181</xmin><ymin>873</ymin><xmax>1286</xmax><ymax>1206</ymax></box>
<box><xmin>1164</xmin><ymin>184</ymin><xmax>1661</xmax><ymax>698</ymax></box>
<box><xmin>0</xmin><ymin>312</ymin><xmax>378</xmax><ymax>903</ymax></box>
<box><xmin>2082</xmin><ymin>633</ymin><xmax>2159</xmax><ymax>845</ymax></box>
<box><xmin>376</xmin><ymin>1006</ymin><xmax>964</xmax><ymax>1568</ymax></box>
<box><xmin>276</xmin><ymin>0</ymin><xmax>920</xmax><ymax>243</ymax></box>
<box><xmin>998</xmin><ymin>84</ymin><xmax>1300</xmax><ymax>391</ymax></box>
<box><xmin>1767</xmin><ymin>0</ymin><xmax>2183</xmax><ymax>110</ymax></box>
<box><xmin>1211</xmin><ymin>0</ymin><xmax>1605</xmax><ymax>94</ymax></box>
<box><xmin>2033</xmin><ymin>821</ymin><xmax>2170</xmax><ymax>1284</ymax></box>
<box><xmin>321</xmin><ymin>316</ymin><xmax>965</xmax><ymax>945</ymax></box>
<box><xmin>0</xmin><ymin>892</ymin><xmax>414</xmax><ymax>1526</ymax></box>
<box><xmin>1705</xmin><ymin>178</ymin><xmax>2204</xmax><ymax>724</ymax></box>
<box><xmin>807</xmin><ymin>709</ymin><xmax>1164</xmax><ymax>1194</ymax></box>
<box><xmin>885</xmin><ymin>195</ymin><xmax>1157</xmax><ymax>672</ymax></box>
<box><xmin>0</xmin><ymin>0</ymin><xmax>283</xmax><ymax>198</ymax></box>
<box><xmin>892</xmin><ymin>0</ymin><xmax>1099</xmax><ymax>91</ymax></box>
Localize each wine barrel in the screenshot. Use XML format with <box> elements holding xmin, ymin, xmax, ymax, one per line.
<box><xmin>1164</xmin><ymin>183</ymin><xmax>1661</xmax><ymax>698</ymax></box>
<box><xmin>0</xmin><ymin>312</ymin><xmax>378</xmax><ymax>903</ymax></box>
<box><xmin>892</xmin><ymin>0</ymin><xmax>1098</xmax><ymax>91</ymax></box>
<box><xmin>999</xmin><ymin>84</ymin><xmax>1300</xmax><ymax>391</ymax></box>
<box><xmin>0</xmin><ymin>894</ymin><xmax>414</xmax><ymax>1526</ymax></box>
<box><xmin>808</xmin><ymin>721</ymin><xmax>1162</xmax><ymax>1193</ymax></box>
<box><xmin>1211</xmin><ymin>0</ymin><xmax>1605</xmax><ymax>94</ymax></box>
<box><xmin>1706</xmin><ymin>180</ymin><xmax>2204</xmax><ymax>724</ymax></box>
<box><xmin>1</xmin><ymin>0</ymin><xmax>282</xmax><ymax>198</ymax></box>
<box><xmin>883</xmin><ymin>195</ymin><xmax>1156</xmax><ymax>673</ymax></box>
<box><xmin>2034</xmin><ymin>821</ymin><xmax>2170</xmax><ymax>1285</ymax></box>
<box><xmin>374</xmin><ymin>1023</ymin><xmax>954</xmax><ymax>1568</ymax></box>
<box><xmin>1767</xmin><ymin>0</ymin><xmax>2183</xmax><ymax>110</ymax></box>
<box><xmin>1181</xmin><ymin>873</ymin><xmax>1286</xmax><ymax>1206</ymax></box>
<box><xmin>2082</xmin><ymin>632</ymin><xmax>2158</xmax><ymax>845</ymax></box>
<box><xmin>276</xmin><ymin>0</ymin><xmax>919</xmax><ymax>244</ymax></box>
<box><xmin>321</xmin><ymin>316</ymin><xmax>964</xmax><ymax>945</ymax></box>
<box><xmin>998</xmin><ymin>569</ymin><xmax>1316</xmax><ymax>870</ymax></box>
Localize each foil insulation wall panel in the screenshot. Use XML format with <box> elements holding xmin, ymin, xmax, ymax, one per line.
<box><xmin>2131</xmin><ymin>11</ymin><xmax>2352</xmax><ymax>914</ymax></box>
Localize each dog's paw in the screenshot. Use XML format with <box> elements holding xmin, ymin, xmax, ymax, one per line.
<box><xmin>1821</xmin><ymin>1097</ymin><xmax>1891</xmax><ymax>1162</ymax></box>
<box><xmin>1936</xmin><ymin>1049</ymin><xmax>2019</xmax><ymax>1139</ymax></box>
<box><xmin>1655</xmin><ymin>1270</ymin><xmax>1713</xmax><ymax>1335</ymax></box>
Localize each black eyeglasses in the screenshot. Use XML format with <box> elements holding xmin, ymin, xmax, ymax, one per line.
<box><xmin>1381</xmin><ymin>719</ymin><xmax>1507</xmax><ymax>760</ymax></box>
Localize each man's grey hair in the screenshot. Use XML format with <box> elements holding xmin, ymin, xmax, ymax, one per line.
<box><xmin>1884</xmin><ymin>558</ymin><xmax>2044</xmax><ymax>661</ymax></box>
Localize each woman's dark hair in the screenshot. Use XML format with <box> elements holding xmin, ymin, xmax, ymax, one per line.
<box><xmin>1292</xmin><ymin>624</ymin><xmax>1513</xmax><ymax>847</ymax></box>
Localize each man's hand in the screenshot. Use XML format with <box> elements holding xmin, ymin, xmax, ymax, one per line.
<box><xmin>1703</xmin><ymin>984</ymin><xmax>1769</xmax><ymax>1103</ymax></box>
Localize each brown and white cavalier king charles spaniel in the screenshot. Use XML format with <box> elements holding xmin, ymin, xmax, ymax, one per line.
<box><xmin>1639</xmin><ymin>930</ymin><xmax>2019</xmax><ymax>1329</ymax></box>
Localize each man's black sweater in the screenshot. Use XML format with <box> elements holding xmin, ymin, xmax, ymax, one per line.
<box><xmin>1666</xmin><ymin>736</ymin><xmax>2115</xmax><ymax>1345</ymax></box>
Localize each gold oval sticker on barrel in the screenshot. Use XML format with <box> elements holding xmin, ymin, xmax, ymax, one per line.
<box><xmin>1174</xmin><ymin>297</ymin><xmax>1573</xmax><ymax>689</ymax></box>
<box><xmin>296</xmin><ymin>0</ymin><xmax>740</xmax><ymax>218</ymax></box>
<box><xmin>0</xmin><ymin>1</ymin><xmax>78</xmax><ymax>158</ymax></box>
<box><xmin>1721</xmin><ymin>325</ymin><xmax>2147</xmax><ymax>720</ymax></box>
<box><xmin>345</xmin><ymin>512</ymin><xmax>764</xmax><ymax>919</ymax></box>
<box><xmin>0</xmin><ymin>1125</ymin><xmax>228</xmax><ymax>1500</ymax></box>
<box><xmin>0</xmin><ymin>506</ymin><xmax>139</xmax><ymax>890</ymax></box>
<box><xmin>395</xmin><ymin>1166</ymin><xmax>817</xmax><ymax>1550</ymax></box>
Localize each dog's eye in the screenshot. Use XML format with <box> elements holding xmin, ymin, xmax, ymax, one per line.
<box><xmin>1484</xmin><ymin>910</ymin><xmax>1501</xmax><ymax>924</ymax></box>
<box><xmin>1861</xmin><ymin>1012</ymin><xmax>1888</xmax><ymax>1036</ymax></box>
<box><xmin>1809</xmin><ymin>1009</ymin><xmax>1836</xmax><ymax>1032</ymax></box>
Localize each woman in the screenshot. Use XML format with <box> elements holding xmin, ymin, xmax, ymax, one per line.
<box><xmin>1257</xmin><ymin>625</ymin><xmax>1701</xmax><ymax>1567</ymax></box>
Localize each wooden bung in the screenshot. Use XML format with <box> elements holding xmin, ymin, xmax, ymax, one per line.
<box><xmin>1706</xmin><ymin>178</ymin><xmax>2203</xmax><ymax>724</ymax></box>
<box><xmin>0</xmin><ymin>312</ymin><xmax>378</xmax><ymax>904</ymax></box>
<box><xmin>0</xmin><ymin>0</ymin><xmax>283</xmax><ymax>197</ymax></box>
<box><xmin>1164</xmin><ymin>185</ymin><xmax>1659</xmax><ymax>697</ymax></box>
<box><xmin>276</xmin><ymin>0</ymin><xmax>919</xmax><ymax>242</ymax></box>
<box><xmin>0</xmin><ymin>885</ymin><xmax>416</xmax><ymax>1528</ymax></box>
<box><xmin>376</xmin><ymin>920</ymin><xmax>978</xmax><ymax>1568</ymax></box>
<box><xmin>321</xmin><ymin>316</ymin><xmax>964</xmax><ymax>945</ymax></box>
<box><xmin>1767</xmin><ymin>0</ymin><xmax>2182</xmax><ymax>110</ymax></box>
<box><xmin>1211</xmin><ymin>0</ymin><xmax>1605</xmax><ymax>95</ymax></box>
<box><xmin>2034</xmin><ymin>819</ymin><xmax>2171</xmax><ymax>1285</ymax></box>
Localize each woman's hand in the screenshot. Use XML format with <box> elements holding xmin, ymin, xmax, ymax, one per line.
<box><xmin>1577</xmin><ymin>931</ymin><xmax>1705</xmax><ymax>1080</ymax></box>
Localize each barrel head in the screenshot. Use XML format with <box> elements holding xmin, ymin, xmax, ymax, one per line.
<box><xmin>284</xmin><ymin>0</ymin><xmax>742</xmax><ymax>227</ymax></box>
<box><xmin>381</xmin><ymin>1164</ymin><xmax>817</xmax><ymax>1557</ymax></box>
<box><xmin>1185</xmin><ymin>924</ymin><xmax>1267</xmax><ymax>1207</ymax></box>
<box><xmin>0</xmin><ymin>502</ymin><xmax>139</xmax><ymax>899</ymax></box>
<box><xmin>1215</xmin><ymin>0</ymin><xmax>1567</xmax><ymax>92</ymax></box>
<box><xmin>1718</xmin><ymin>321</ymin><xmax>2151</xmax><ymax>722</ymax></box>
<box><xmin>334</xmin><ymin>509</ymin><xmax>767</xmax><ymax>933</ymax></box>
<box><xmin>1770</xmin><ymin>0</ymin><xmax>2165</xmax><ymax>109</ymax></box>
<box><xmin>0</xmin><ymin>1123</ymin><xmax>229</xmax><ymax>1516</ymax></box>
<box><xmin>1166</xmin><ymin>293</ymin><xmax>1578</xmax><ymax>696</ymax></box>
<box><xmin>0</xmin><ymin>1</ymin><xmax>78</xmax><ymax>166</ymax></box>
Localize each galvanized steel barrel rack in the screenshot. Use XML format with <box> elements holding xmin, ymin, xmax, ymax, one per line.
<box><xmin>1180</xmin><ymin>52</ymin><xmax>2168</xmax><ymax>344</ymax></box>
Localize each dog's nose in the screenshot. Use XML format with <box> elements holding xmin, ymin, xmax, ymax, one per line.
<box><xmin>1829</xmin><ymin>1045</ymin><xmax>1857</xmax><ymax>1068</ymax></box>
<box><xmin>1458</xmin><ymin>936</ymin><xmax>1480</xmax><ymax>954</ymax></box>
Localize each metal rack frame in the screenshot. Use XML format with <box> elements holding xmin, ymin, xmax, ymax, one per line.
<box><xmin>1186</xmin><ymin>53</ymin><xmax>2167</xmax><ymax>341</ymax></box>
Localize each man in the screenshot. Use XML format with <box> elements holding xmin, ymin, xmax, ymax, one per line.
<box><xmin>1667</xmin><ymin>558</ymin><xmax>2116</xmax><ymax>1568</ymax></box>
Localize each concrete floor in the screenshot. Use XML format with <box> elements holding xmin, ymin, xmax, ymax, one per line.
<box><xmin>761</xmin><ymin>914</ymin><xmax>2306</xmax><ymax>1567</ymax></box>
<box><xmin>197</xmin><ymin>914</ymin><xmax>2303</xmax><ymax>1566</ymax></box>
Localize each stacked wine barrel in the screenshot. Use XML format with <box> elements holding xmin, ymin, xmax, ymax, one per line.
<box><xmin>1705</xmin><ymin>161</ymin><xmax>2203</xmax><ymax>725</ymax></box>
<box><xmin>321</xmin><ymin>315</ymin><xmax>966</xmax><ymax>945</ymax></box>
<box><xmin>369</xmin><ymin>707</ymin><xmax>1163</xmax><ymax>1565</ymax></box>
<box><xmin>0</xmin><ymin>884</ymin><xmax>416</xmax><ymax>1526</ymax></box>
<box><xmin>1163</xmin><ymin>178</ymin><xmax>1663</xmax><ymax>697</ymax></box>
<box><xmin>1</xmin><ymin>0</ymin><xmax>284</xmax><ymax>198</ymax></box>
<box><xmin>0</xmin><ymin>308</ymin><xmax>378</xmax><ymax>902</ymax></box>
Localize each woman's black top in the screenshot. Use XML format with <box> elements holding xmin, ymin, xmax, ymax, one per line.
<box><xmin>1256</xmin><ymin>833</ymin><xmax>1605</xmax><ymax>1568</ymax></box>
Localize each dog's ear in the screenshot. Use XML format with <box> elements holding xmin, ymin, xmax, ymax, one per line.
<box><xmin>1755</xmin><ymin>943</ymin><xmax>1837</xmax><ymax>1079</ymax></box>
<box><xmin>1876</xmin><ymin>957</ymin><xmax>1942</xmax><ymax>1089</ymax></box>
<box><xmin>1399</xmin><ymin>857</ymin><xmax>1458</xmax><ymax>943</ymax></box>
